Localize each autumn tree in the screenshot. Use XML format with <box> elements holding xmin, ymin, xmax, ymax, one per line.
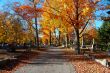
<box><xmin>40</xmin><ymin>19</ymin><xmax>54</xmax><ymax>46</ymax></box>
<box><xmin>42</xmin><ymin>0</ymin><xmax>100</xmax><ymax>54</ymax></box>
<box><xmin>14</xmin><ymin>0</ymin><xmax>43</xmax><ymax>48</ymax></box>
<box><xmin>0</xmin><ymin>13</ymin><xmax>9</xmax><ymax>43</ymax></box>
<box><xmin>40</xmin><ymin>11</ymin><xmax>74</xmax><ymax>47</ymax></box>
<box><xmin>0</xmin><ymin>12</ymin><xmax>32</xmax><ymax>44</ymax></box>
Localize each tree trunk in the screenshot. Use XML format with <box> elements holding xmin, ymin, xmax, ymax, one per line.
<box><xmin>66</xmin><ymin>33</ymin><xmax>69</xmax><ymax>47</ymax></box>
<box><xmin>82</xmin><ymin>36</ymin><xmax>84</xmax><ymax>48</ymax></box>
<box><xmin>75</xmin><ymin>29</ymin><xmax>80</xmax><ymax>54</ymax></box>
<box><xmin>54</xmin><ymin>30</ymin><xmax>57</xmax><ymax>46</ymax></box>
<box><xmin>35</xmin><ymin>18</ymin><xmax>39</xmax><ymax>49</ymax></box>
<box><xmin>92</xmin><ymin>38</ymin><xmax>95</xmax><ymax>52</ymax></box>
<box><xmin>93</xmin><ymin>38</ymin><xmax>95</xmax><ymax>45</ymax></box>
<box><xmin>74</xmin><ymin>0</ymin><xmax>80</xmax><ymax>54</ymax></box>
<box><xmin>34</xmin><ymin>37</ymin><xmax>36</xmax><ymax>45</ymax></box>
<box><xmin>49</xmin><ymin>30</ymin><xmax>52</xmax><ymax>46</ymax></box>
<box><xmin>65</xmin><ymin>33</ymin><xmax>67</xmax><ymax>47</ymax></box>
<box><xmin>58</xmin><ymin>31</ymin><xmax>61</xmax><ymax>46</ymax></box>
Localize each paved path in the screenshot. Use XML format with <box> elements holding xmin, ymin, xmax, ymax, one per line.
<box><xmin>14</xmin><ymin>47</ymin><xmax>76</xmax><ymax>73</ymax></box>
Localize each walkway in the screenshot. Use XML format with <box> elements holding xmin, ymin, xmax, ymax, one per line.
<box><xmin>14</xmin><ymin>47</ymin><xmax>76</xmax><ymax>73</ymax></box>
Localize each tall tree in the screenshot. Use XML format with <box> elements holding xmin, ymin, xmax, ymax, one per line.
<box><xmin>0</xmin><ymin>12</ymin><xmax>33</xmax><ymax>44</ymax></box>
<box><xmin>43</xmin><ymin>0</ymin><xmax>100</xmax><ymax>54</ymax></box>
<box><xmin>40</xmin><ymin>11</ymin><xmax>74</xmax><ymax>46</ymax></box>
<box><xmin>14</xmin><ymin>1</ymin><xmax>43</xmax><ymax>48</ymax></box>
<box><xmin>98</xmin><ymin>21</ymin><xmax>110</xmax><ymax>50</ymax></box>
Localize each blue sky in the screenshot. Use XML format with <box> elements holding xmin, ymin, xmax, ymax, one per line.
<box><xmin>0</xmin><ymin>0</ymin><xmax>42</xmax><ymax>11</ymax></box>
<box><xmin>0</xmin><ymin>0</ymin><xmax>109</xmax><ymax>28</ymax></box>
<box><xmin>94</xmin><ymin>0</ymin><xmax>110</xmax><ymax>28</ymax></box>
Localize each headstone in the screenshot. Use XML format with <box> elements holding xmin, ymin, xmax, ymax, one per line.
<box><xmin>95</xmin><ymin>59</ymin><xmax>109</xmax><ymax>67</ymax></box>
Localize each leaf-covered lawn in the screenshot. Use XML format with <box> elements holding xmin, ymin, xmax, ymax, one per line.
<box><xmin>73</xmin><ymin>60</ymin><xmax>110</xmax><ymax>73</ymax></box>
<box><xmin>64</xmin><ymin>49</ymin><xmax>110</xmax><ymax>73</ymax></box>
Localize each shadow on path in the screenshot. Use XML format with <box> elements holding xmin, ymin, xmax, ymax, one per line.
<box><xmin>20</xmin><ymin>48</ymin><xmax>68</xmax><ymax>65</ymax></box>
<box><xmin>14</xmin><ymin>47</ymin><xmax>76</xmax><ymax>73</ymax></box>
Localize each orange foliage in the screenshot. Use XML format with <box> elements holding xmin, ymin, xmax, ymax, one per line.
<box><xmin>88</xmin><ymin>28</ymin><xmax>98</xmax><ymax>38</ymax></box>
<box><xmin>43</xmin><ymin>0</ymin><xmax>100</xmax><ymax>29</ymax></box>
<box><xmin>15</xmin><ymin>5</ymin><xmax>43</xmax><ymax>20</ymax></box>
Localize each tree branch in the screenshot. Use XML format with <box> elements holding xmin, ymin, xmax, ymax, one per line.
<box><xmin>79</xmin><ymin>19</ymin><xmax>89</xmax><ymax>35</ymax></box>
